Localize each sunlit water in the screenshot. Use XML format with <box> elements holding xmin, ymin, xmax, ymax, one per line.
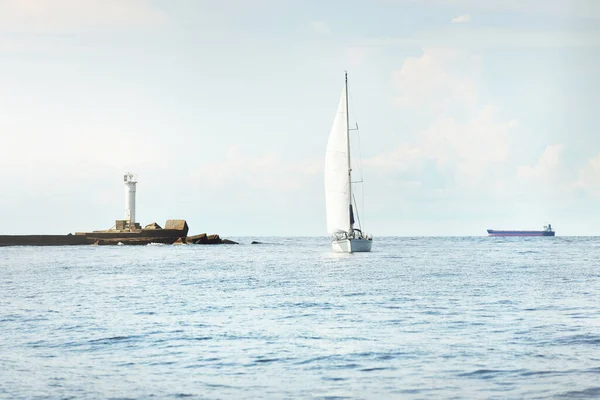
<box><xmin>1</xmin><ymin>237</ymin><xmax>599</xmax><ymax>399</ymax></box>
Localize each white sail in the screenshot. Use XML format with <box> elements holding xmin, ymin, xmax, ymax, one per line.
<box><xmin>324</xmin><ymin>88</ymin><xmax>350</xmax><ymax>235</ymax></box>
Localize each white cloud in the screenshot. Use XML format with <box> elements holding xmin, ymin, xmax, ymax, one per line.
<box><xmin>310</xmin><ymin>20</ymin><xmax>330</xmax><ymax>35</ymax></box>
<box><xmin>0</xmin><ymin>0</ymin><xmax>168</xmax><ymax>33</ymax></box>
<box><xmin>363</xmin><ymin>145</ymin><xmax>423</xmax><ymax>172</ymax></box>
<box><xmin>513</xmin><ymin>144</ymin><xmax>573</xmax><ymax>203</ymax></box>
<box><xmin>346</xmin><ymin>46</ymin><xmax>380</xmax><ymax>68</ymax></box>
<box><xmin>392</xmin><ymin>48</ymin><xmax>480</xmax><ymax>109</ymax></box>
<box><xmin>367</xmin><ymin>48</ymin><xmax>519</xmax><ymax>187</ymax></box>
<box><xmin>517</xmin><ymin>144</ymin><xmax>564</xmax><ymax>183</ymax></box>
<box><xmin>366</xmin><ymin>106</ymin><xmax>517</xmax><ymax>187</ymax></box>
<box><xmin>423</xmin><ymin>107</ymin><xmax>515</xmax><ymax>185</ymax></box>
<box><xmin>351</xmin><ymin>27</ymin><xmax>600</xmax><ymax>50</ymax></box>
<box><xmin>0</xmin><ymin>126</ymin><xmax>167</xmax><ymax>178</ymax></box>
<box><xmin>575</xmin><ymin>153</ymin><xmax>600</xmax><ymax>198</ymax></box>
<box><xmin>451</xmin><ymin>14</ymin><xmax>471</xmax><ymax>23</ymax></box>
<box><xmin>191</xmin><ymin>146</ymin><xmax>321</xmax><ymax>192</ymax></box>
<box><xmin>394</xmin><ymin>0</ymin><xmax>600</xmax><ymax>20</ymax></box>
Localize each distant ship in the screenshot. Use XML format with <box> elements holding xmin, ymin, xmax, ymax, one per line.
<box><xmin>487</xmin><ymin>224</ymin><xmax>555</xmax><ymax>237</ymax></box>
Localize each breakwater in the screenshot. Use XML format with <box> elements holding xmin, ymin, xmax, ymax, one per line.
<box><xmin>0</xmin><ymin>220</ymin><xmax>237</xmax><ymax>247</ymax></box>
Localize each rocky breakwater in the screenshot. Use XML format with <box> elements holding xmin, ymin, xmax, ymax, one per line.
<box><xmin>180</xmin><ymin>233</ymin><xmax>238</xmax><ymax>245</ymax></box>
<box><xmin>0</xmin><ymin>234</ymin><xmax>93</xmax><ymax>247</ymax></box>
<box><xmin>0</xmin><ymin>220</ymin><xmax>237</xmax><ymax>247</ymax></box>
<box><xmin>81</xmin><ymin>220</ymin><xmax>189</xmax><ymax>246</ymax></box>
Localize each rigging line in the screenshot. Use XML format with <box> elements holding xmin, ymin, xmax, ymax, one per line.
<box><xmin>348</xmin><ymin>84</ymin><xmax>366</xmax><ymax>232</ymax></box>
<box><xmin>358</xmin><ymin>127</ymin><xmax>365</xmax><ymax>233</ymax></box>
<box><xmin>347</xmin><ymin>86</ymin><xmax>365</xmax><ymax>182</ymax></box>
<box><xmin>352</xmin><ymin>191</ymin><xmax>362</xmax><ymax>231</ymax></box>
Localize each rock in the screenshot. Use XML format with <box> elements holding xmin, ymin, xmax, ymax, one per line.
<box><xmin>173</xmin><ymin>238</ymin><xmax>186</xmax><ymax>245</ymax></box>
<box><xmin>205</xmin><ymin>234</ymin><xmax>221</xmax><ymax>244</ymax></box>
<box><xmin>251</xmin><ymin>241</ymin><xmax>263</xmax><ymax>244</ymax></box>
<box><xmin>164</xmin><ymin>220</ymin><xmax>189</xmax><ymax>236</ymax></box>
<box><xmin>186</xmin><ymin>233</ymin><xmax>207</xmax><ymax>244</ymax></box>
<box><xmin>144</xmin><ymin>222</ymin><xmax>162</xmax><ymax>230</ymax></box>
<box><xmin>185</xmin><ymin>233</ymin><xmax>236</xmax><ymax>245</ymax></box>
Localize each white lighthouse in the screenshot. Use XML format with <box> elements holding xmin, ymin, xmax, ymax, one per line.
<box><xmin>124</xmin><ymin>173</ymin><xmax>137</xmax><ymax>226</ymax></box>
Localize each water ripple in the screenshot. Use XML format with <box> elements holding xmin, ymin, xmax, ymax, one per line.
<box><xmin>1</xmin><ymin>236</ymin><xmax>599</xmax><ymax>398</ymax></box>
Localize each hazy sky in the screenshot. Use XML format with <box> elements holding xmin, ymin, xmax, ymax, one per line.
<box><xmin>1</xmin><ymin>0</ymin><xmax>599</xmax><ymax>236</ymax></box>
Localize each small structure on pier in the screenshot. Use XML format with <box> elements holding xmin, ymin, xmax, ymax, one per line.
<box><xmin>119</xmin><ymin>172</ymin><xmax>141</xmax><ymax>231</ymax></box>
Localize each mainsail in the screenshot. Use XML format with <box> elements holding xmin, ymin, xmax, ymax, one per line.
<box><xmin>324</xmin><ymin>88</ymin><xmax>350</xmax><ymax>235</ymax></box>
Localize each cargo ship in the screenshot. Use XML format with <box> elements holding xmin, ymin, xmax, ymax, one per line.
<box><xmin>487</xmin><ymin>224</ymin><xmax>555</xmax><ymax>237</ymax></box>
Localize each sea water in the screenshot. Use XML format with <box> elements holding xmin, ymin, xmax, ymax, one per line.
<box><xmin>1</xmin><ymin>237</ymin><xmax>599</xmax><ymax>399</ymax></box>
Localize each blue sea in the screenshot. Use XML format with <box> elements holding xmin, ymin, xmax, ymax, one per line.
<box><xmin>1</xmin><ymin>237</ymin><xmax>599</xmax><ymax>399</ymax></box>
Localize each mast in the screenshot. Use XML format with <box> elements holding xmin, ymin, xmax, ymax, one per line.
<box><xmin>345</xmin><ymin>71</ymin><xmax>353</xmax><ymax>234</ymax></box>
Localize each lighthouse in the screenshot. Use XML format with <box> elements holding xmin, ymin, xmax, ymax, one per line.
<box><xmin>124</xmin><ymin>173</ymin><xmax>137</xmax><ymax>227</ymax></box>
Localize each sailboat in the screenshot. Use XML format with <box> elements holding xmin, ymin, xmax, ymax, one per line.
<box><xmin>324</xmin><ymin>72</ymin><xmax>373</xmax><ymax>253</ymax></box>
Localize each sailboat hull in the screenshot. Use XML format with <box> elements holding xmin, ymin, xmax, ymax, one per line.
<box><xmin>332</xmin><ymin>238</ymin><xmax>373</xmax><ymax>253</ymax></box>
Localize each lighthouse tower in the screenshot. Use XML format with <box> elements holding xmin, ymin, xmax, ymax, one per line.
<box><xmin>124</xmin><ymin>173</ymin><xmax>137</xmax><ymax>228</ymax></box>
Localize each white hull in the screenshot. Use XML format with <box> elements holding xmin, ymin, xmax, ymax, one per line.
<box><xmin>332</xmin><ymin>238</ymin><xmax>373</xmax><ymax>253</ymax></box>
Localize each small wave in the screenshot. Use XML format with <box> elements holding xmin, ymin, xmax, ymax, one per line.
<box><xmin>202</xmin><ymin>383</ymin><xmax>237</xmax><ymax>389</ymax></box>
<box><xmin>556</xmin><ymin>387</ymin><xmax>600</xmax><ymax>398</ymax></box>
<box><xmin>189</xmin><ymin>336</ymin><xmax>212</xmax><ymax>341</ymax></box>
<box><xmin>330</xmin><ymin>363</ymin><xmax>361</xmax><ymax>370</ymax></box>
<box><xmin>294</xmin><ymin>355</ymin><xmax>335</xmax><ymax>366</ymax></box>
<box><xmin>520</xmin><ymin>370</ymin><xmax>572</xmax><ymax>377</ymax></box>
<box><xmin>0</xmin><ymin>315</ymin><xmax>21</xmax><ymax>322</ymax></box>
<box><xmin>321</xmin><ymin>377</ymin><xmax>347</xmax><ymax>382</ymax></box>
<box><xmin>253</xmin><ymin>358</ymin><xmax>280</xmax><ymax>364</ymax></box>
<box><xmin>286</xmin><ymin>301</ymin><xmax>340</xmax><ymax>309</ymax></box>
<box><xmin>149</xmin><ymin>361</ymin><xmax>177</xmax><ymax>366</ymax></box>
<box><xmin>556</xmin><ymin>334</ymin><xmax>600</xmax><ymax>345</ymax></box>
<box><xmin>396</xmin><ymin>389</ymin><xmax>424</xmax><ymax>395</ymax></box>
<box><xmin>277</xmin><ymin>313</ymin><xmax>317</xmax><ymax>320</ymax></box>
<box><xmin>458</xmin><ymin>369</ymin><xmax>525</xmax><ymax>378</ymax></box>
<box><xmin>389</xmin><ymin>297</ymin><xmax>417</xmax><ymax>302</ymax></box>
<box><xmin>360</xmin><ymin>367</ymin><xmax>395</xmax><ymax>372</ymax></box>
<box><xmin>88</xmin><ymin>335</ymin><xmax>141</xmax><ymax>345</ymax></box>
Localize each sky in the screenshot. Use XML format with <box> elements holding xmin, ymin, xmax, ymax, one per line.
<box><xmin>1</xmin><ymin>0</ymin><xmax>599</xmax><ymax>236</ymax></box>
